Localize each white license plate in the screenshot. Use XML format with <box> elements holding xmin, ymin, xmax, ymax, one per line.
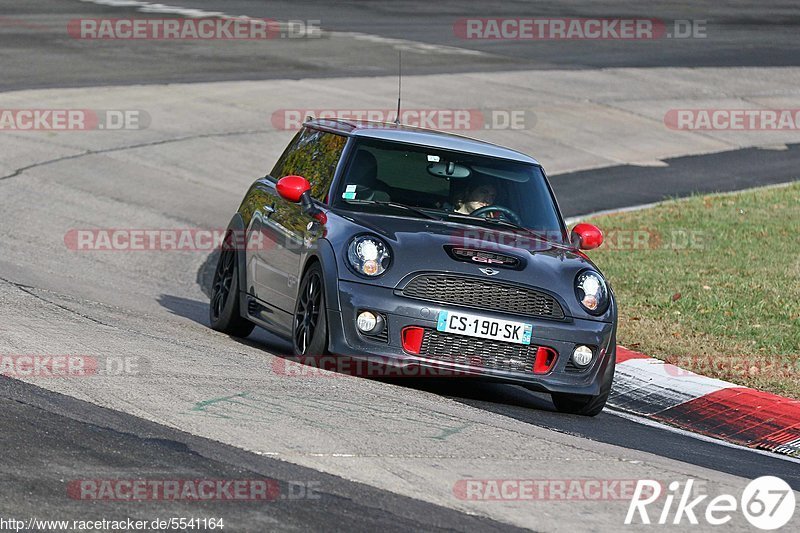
<box><xmin>436</xmin><ymin>310</ymin><xmax>532</xmax><ymax>345</ymax></box>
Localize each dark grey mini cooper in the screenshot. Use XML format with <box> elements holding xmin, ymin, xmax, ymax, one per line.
<box><xmin>210</xmin><ymin>118</ymin><xmax>616</xmax><ymax>416</ymax></box>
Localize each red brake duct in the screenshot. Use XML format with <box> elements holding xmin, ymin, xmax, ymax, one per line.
<box><xmin>533</xmin><ymin>346</ymin><xmax>557</xmax><ymax>374</ymax></box>
<box><xmin>401</xmin><ymin>327</ymin><xmax>425</xmax><ymax>354</ymax></box>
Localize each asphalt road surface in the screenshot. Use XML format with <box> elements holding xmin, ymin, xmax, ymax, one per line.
<box><xmin>1</xmin><ymin>0</ymin><xmax>799</xmax><ymax>90</ymax></box>
<box><xmin>1</xmin><ymin>1</ymin><xmax>799</xmax><ymax>531</ymax></box>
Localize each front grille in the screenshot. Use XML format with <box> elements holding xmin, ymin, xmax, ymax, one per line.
<box><xmin>362</xmin><ymin>325</ymin><xmax>389</xmax><ymax>343</ymax></box>
<box><xmin>399</xmin><ymin>274</ymin><xmax>565</xmax><ymax>320</ymax></box>
<box><xmin>564</xmin><ymin>359</ymin><xmax>586</xmax><ymax>372</ymax></box>
<box><xmin>419</xmin><ymin>329</ymin><xmax>540</xmax><ymax>374</ymax></box>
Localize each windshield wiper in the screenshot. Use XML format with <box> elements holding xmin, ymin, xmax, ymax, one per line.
<box><xmin>343</xmin><ymin>199</ymin><xmax>442</xmax><ymax>221</ymax></box>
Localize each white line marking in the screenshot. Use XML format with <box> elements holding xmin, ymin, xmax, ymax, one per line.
<box><xmin>80</xmin><ymin>0</ymin><xmax>223</xmax><ymax>17</ymax></box>
<box><xmin>80</xmin><ymin>0</ymin><xmax>148</xmax><ymax>6</ymax></box>
<box><xmin>333</xmin><ymin>31</ymin><xmax>487</xmax><ymax>56</ymax></box>
<box><xmin>607</xmin><ymin>407</ymin><xmax>800</xmax><ymax>465</ymax></box>
<box><xmin>619</xmin><ymin>357</ymin><xmax>737</xmax><ymax>394</ymax></box>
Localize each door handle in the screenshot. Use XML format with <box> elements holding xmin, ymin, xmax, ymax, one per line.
<box><xmin>262</xmin><ymin>204</ymin><xmax>275</xmax><ymax>215</ymax></box>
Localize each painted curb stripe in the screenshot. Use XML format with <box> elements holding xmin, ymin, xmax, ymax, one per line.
<box><xmin>612</xmin><ymin>346</ymin><xmax>800</xmax><ymax>458</ymax></box>
<box><xmin>610</xmin><ymin>355</ymin><xmax>735</xmax><ymax>415</ymax></box>
<box><xmin>652</xmin><ymin>388</ymin><xmax>800</xmax><ymax>457</ymax></box>
<box><xmin>615</xmin><ymin>346</ymin><xmax>650</xmax><ymax>364</ymax></box>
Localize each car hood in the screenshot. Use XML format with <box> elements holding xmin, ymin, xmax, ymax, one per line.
<box><xmin>324</xmin><ymin>210</ymin><xmax>609</xmax><ymax>321</ymax></box>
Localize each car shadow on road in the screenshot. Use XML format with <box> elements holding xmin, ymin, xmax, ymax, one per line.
<box><xmin>158</xmin><ymin>294</ymin><xmax>211</xmax><ymax>326</ymax></box>
<box><xmin>385</xmin><ymin>377</ymin><xmax>557</xmax><ymax>413</ymax></box>
<box><xmin>158</xmin><ymin>289</ymin><xmax>558</xmax><ymax>411</ymax></box>
<box><xmin>157</xmin><ymin>293</ymin><xmax>293</xmax><ymax>354</ymax></box>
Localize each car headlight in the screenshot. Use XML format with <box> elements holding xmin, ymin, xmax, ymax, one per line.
<box><xmin>347</xmin><ymin>235</ymin><xmax>391</xmax><ymax>277</ymax></box>
<box><xmin>575</xmin><ymin>270</ymin><xmax>608</xmax><ymax>314</ymax></box>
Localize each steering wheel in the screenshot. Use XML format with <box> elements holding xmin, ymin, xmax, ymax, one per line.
<box><xmin>470</xmin><ymin>205</ymin><xmax>523</xmax><ymax>225</ymax></box>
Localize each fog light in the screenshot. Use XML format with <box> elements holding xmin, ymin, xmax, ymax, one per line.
<box><xmin>356</xmin><ymin>311</ymin><xmax>378</xmax><ymax>333</ymax></box>
<box><xmin>572</xmin><ymin>345</ymin><xmax>594</xmax><ymax>367</ymax></box>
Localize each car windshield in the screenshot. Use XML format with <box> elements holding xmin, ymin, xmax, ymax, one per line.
<box><xmin>332</xmin><ymin>138</ymin><xmax>566</xmax><ymax>242</ymax></box>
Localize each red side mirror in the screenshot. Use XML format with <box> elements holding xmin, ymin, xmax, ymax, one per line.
<box><xmin>571</xmin><ymin>223</ymin><xmax>604</xmax><ymax>250</ymax></box>
<box><xmin>276</xmin><ymin>175</ymin><xmax>311</xmax><ymax>203</ymax></box>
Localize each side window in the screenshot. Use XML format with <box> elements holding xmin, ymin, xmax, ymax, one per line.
<box><xmin>271</xmin><ymin>128</ymin><xmax>347</xmax><ymax>201</ymax></box>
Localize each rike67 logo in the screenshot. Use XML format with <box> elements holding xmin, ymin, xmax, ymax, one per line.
<box><xmin>626</xmin><ymin>476</ymin><xmax>796</xmax><ymax>530</ymax></box>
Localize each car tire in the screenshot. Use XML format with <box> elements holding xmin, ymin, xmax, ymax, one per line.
<box><xmin>551</xmin><ymin>344</ymin><xmax>616</xmax><ymax>416</ymax></box>
<box><xmin>209</xmin><ymin>239</ymin><xmax>255</xmax><ymax>338</ymax></box>
<box><xmin>292</xmin><ymin>262</ymin><xmax>328</xmax><ymax>356</ymax></box>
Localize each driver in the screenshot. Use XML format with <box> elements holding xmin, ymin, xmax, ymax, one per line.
<box><xmin>452</xmin><ymin>176</ymin><xmax>497</xmax><ymax>215</ymax></box>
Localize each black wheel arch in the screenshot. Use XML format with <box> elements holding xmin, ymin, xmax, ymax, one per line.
<box><xmin>222</xmin><ymin>213</ymin><xmax>251</xmax><ymax>321</ymax></box>
<box><xmin>300</xmin><ymin>238</ymin><xmax>341</xmax><ymax>316</ymax></box>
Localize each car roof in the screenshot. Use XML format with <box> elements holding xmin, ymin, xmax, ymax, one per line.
<box><xmin>305</xmin><ymin>118</ymin><xmax>540</xmax><ymax>165</ymax></box>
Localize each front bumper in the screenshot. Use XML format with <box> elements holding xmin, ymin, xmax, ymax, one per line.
<box><xmin>327</xmin><ymin>279</ymin><xmax>616</xmax><ymax>396</ymax></box>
